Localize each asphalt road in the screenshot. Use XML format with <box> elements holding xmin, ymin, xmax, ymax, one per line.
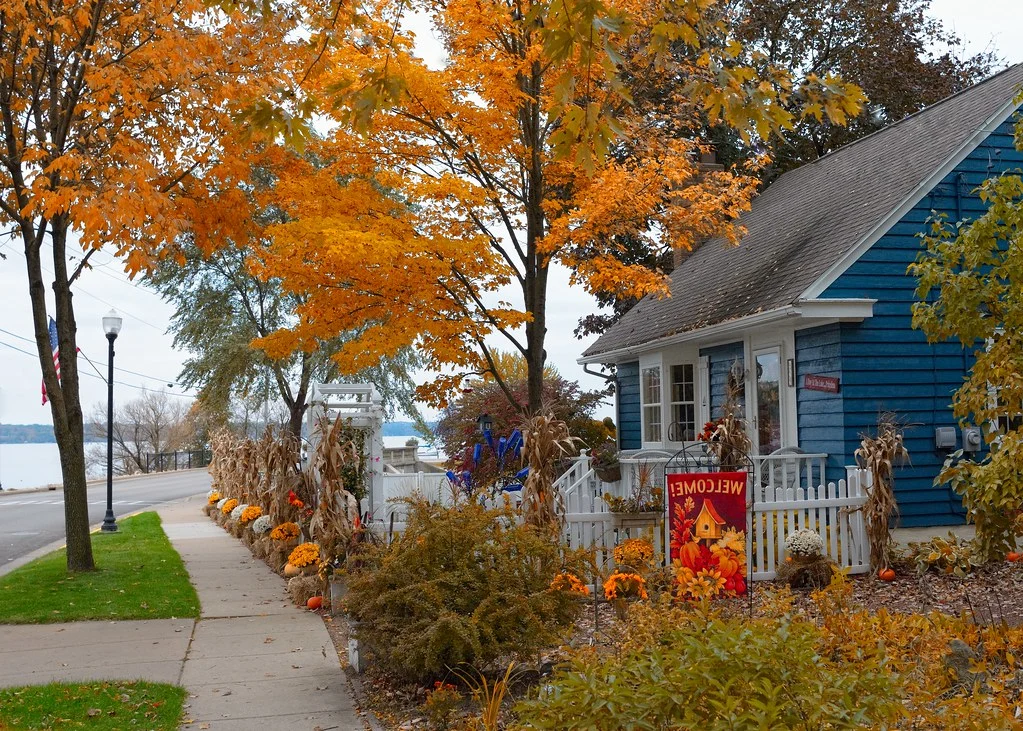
<box><xmin>0</xmin><ymin>470</ymin><xmax>211</xmax><ymax>566</ymax></box>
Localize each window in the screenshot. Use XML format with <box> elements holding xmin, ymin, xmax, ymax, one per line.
<box><xmin>641</xmin><ymin>366</ymin><xmax>662</xmax><ymax>443</ymax></box>
<box><xmin>986</xmin><ymin>330</ymin><xmax>1021</xmax><ymax>436</ymax></box>
<box><xmin>668</xmin><ymin>363</ymin><xmax>696</xmax><ymax>441</ymax></box>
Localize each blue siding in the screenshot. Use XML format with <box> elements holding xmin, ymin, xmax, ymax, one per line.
<box><xmin>699</xmin><ymin>342</ymin><xmax>744</xmax><ymax>419</ymax></box>
<box><xmin>820</xmin><ymin>117</ymin><xmax>1023</xmax><ymax>526</ymax></box>
<box><xmin>616</xmin><ymin>361</ymin><xmax>641</xmax><ymax>450</ymax></box>
<box><xmin>795</xmin><ymin>325</ymin><xmax>846</xmax><ymax>482</ymax></box>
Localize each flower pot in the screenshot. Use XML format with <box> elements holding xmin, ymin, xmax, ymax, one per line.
<box><xmin>612</xmin><ymin>512</ymin><xmax>663</xmax><ymax>530</ymax></box>
<box><xmin>593</xmin><ymin>463</ymin><xmax>622</xmax><ymax>483</ymax></box>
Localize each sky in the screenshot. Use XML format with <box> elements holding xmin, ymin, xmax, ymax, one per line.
<box><xmin>0</xmin><ymin>1</ymin><xmax>1021</xmax><ymax>429</ymax></box>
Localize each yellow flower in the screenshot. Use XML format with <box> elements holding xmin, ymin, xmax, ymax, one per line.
<box><xmin>613</xmin><ymin>538</ymin><xmax>655</xmax><ymax>569</ymax></box>
<box><xmin>550</xmin><ymin>572</ymin><xmax>591</xmax><ymax>596</ymax></box>
<box><xmin>208</xmin><ymin>492</ymin><xmax>222</xmax><ymax>505</ymax></box>
<box><xmin>221</xmin><ymin>498</ymin><xmax>239</xmax><ymax>515</ymax></box>
<box><xmin>603</xmin><ymin>571</ymin><xmax>648</xmax><ymax>600</ymax></box>
<box><xmin>240</xmin><ymin>505</ymin><xmax>263</xmax><ymax>524</ymax></box>
<box><xmin>288</xmin><ymin>542</ymin><xmax>320</xmax><ymax>568</ymax></box>
<box><xmin>270</xmin><ymin>522</ymin><xmax>300</xmax><ymax>541</ymax></box>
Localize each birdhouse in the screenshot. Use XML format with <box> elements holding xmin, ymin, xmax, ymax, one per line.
<box><xmin>694</xmin><ymin>499</ymin><xmax>725</xmax><ymax>541</ymax></box>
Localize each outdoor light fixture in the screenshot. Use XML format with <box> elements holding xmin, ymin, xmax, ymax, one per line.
<box><xmin>477</xmin><ymin>413</ymin><xmax>493</xmax><ymax>434</ymax></box>
<box><xmin>101</xmin><ymin>309</ymin><xmax>123</xmax><ymax>533</ymax></box>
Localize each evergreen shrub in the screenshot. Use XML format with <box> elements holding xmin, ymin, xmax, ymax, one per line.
<box><xmin>345</xmin><ymin>498</ymin><xmax>582</xmax><ymax>681</ymax></box>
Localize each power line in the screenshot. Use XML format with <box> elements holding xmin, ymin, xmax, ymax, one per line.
<box><xmin>0</xmin><ymin>326</ymin><xmax>182</xmax><ymax>386</ymax></box>
<box><xmin>0</xmin><ymin>337</ymin><xmax>197</xmax><ymax>400</ymax></box>
<box><xmin>6</xmin><ymin>247</ymin><xmax>167</xmax><ymax>332</ymax></box>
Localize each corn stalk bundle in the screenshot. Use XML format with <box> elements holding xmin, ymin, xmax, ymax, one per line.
<box><xmin>521</xmin><ymin>409</ymin><xmax>579</xmax><ymax>532</ymax></box>
<box><xmin>234</xmin><ymin>437</ymin><xmax>260</xmax><ymax>501</ymax></box>
<box><xmin>309</xmin><ymin>415</ymin><xmax>359</xmax><ymax>552</ymax></box>
<box><xmin>710</xmin><ymin>373</ymin><xmax>752</xmax><ymax>472</ymax></box>
<box><xmin>260</xmin><ymin>429</ymin><xmax>301</xmax><ymax>520</ymax></box>
<box><xmin>252</xmin><ymin>427</ymin><xmax>299</xmax><ymax>517</ymax></box>
<box><xmin>854</xmin><ymin>412</ymin><xmax>907</xmax><ymax>571</ymax></box>
<box><xmin>208</xmin><ymin>428</ymin><xmax>236</xmax><ymax>493</ymax></box>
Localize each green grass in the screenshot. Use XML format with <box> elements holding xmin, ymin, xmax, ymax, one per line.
<box><xmin>0</xmin><ymin>512</ymin><xmax>200</xmax><ymax>623</ymax></box>
<box><xmin>0</xmin><ymin>681</ymin><xmax>186</xmax><ymax>730</ymax></box>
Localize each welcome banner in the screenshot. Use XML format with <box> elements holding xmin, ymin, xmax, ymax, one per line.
<box><xmin>666</xmin><ymin>471</ymin><xmax>749</xmax><ymax>599</ymax></box>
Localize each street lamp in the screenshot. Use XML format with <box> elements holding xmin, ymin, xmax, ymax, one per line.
<box><xmin>101</xmin><ymin>309</ymin><xmax>123</xmax><ymax>533</ymax></box>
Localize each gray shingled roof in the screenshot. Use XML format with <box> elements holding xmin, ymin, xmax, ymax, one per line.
<box><xmin>583</xmin><ymin>64</ymin><xmax>1023</xmax><ymax>360</ymax></box>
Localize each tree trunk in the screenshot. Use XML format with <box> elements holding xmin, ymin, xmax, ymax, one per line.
<box><xmin>25</xmin><ymin>218</ymin><xmax>95</xmax><ymax>572</ymax></box>
<box><xmin>522</xmin><ymin>59</ymin><xmax>548</xmax><ymax>416</ymax></box>
<box><xmin>288</xmin><ymin>402</ymin><xmax>304</xmax><ymax>441</ymax></box>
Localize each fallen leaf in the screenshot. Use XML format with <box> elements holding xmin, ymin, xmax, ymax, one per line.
<box><xmin>264</xmin><ymin>637</ymin><xmax>274</xmax><ymax>644</ymax></box>
<box><xmin>87</xmin><ymin>708</ymin><xmax>101</xmax><ymax>717</ymax></box>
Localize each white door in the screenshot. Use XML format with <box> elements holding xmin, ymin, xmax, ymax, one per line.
<box><xmin>751</xmin><ymin>347</ymin><xmax>782</xmax><ymax>455</ymax></box>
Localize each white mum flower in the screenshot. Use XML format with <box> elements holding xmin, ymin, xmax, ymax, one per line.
<box><xmin>230</xmin><ymin>503</ymin><xmax>248</xmax><ymax>520</ymax></box>
<box><xmin>786</xmin><ymin>528</ymin><xmax>825</xmax><ymax>558</ymax></box>
<box><xmin>216</xmin><ymin>498</ymin><xmax>229</xmax><ymax>510</ymax></box>
<box><xmin>252</xmin><ymin>515</ymin><xmax>273</xmax><ymax>535</ymax></box>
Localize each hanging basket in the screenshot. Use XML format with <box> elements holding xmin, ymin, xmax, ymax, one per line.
<box><xmin>612</xmin><ymin>511</ymin><xmax>663</xmax><ymax>530</ymax></box>
<box><xmin>593</xmin><ymin>463</ymin><xmax>622</xmax><ymax>483</ymax></box>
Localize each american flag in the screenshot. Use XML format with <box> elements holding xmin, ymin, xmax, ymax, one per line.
<box><xmin>41</xmin><ymin>317</ymin><xmax>60</xmax><ymax>406</ymax></box>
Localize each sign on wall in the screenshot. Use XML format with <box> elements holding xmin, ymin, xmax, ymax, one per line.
<box><xmin>803</xmin><ymin>374</ymin><xmax>840</xmax><ymax>393</ymax></box>
<box><xmin>666</xmin><ymin>471</ymin><xmax>749</xmax><ymax>599</ymax></box>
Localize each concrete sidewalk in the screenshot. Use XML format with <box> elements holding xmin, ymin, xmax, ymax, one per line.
<box><xmin>0</xmin><ymin>495</ymin><xmax>368</xmax><ymax>731</ymax></box>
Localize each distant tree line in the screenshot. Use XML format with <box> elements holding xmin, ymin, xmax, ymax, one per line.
<box><xmin>0</xmin><ymin>423</ymin><xmax>105</xmax><ymax>444</ymax></box>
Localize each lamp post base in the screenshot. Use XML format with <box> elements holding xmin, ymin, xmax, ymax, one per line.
<box><xmin>100</xmin><ymin>514</ymin><xmax>118</xmax><ymax>533</ymax></box>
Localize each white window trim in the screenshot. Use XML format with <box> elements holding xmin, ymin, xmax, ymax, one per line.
<box><xmin>698</xmin><ymin>355</ymin><xmax>710</xmax><ymax>427</ymax></box>
<box><xmin>986</xmin><ymin>329</ymin><xmax>1019</xmax><ymax>439</ymax></box>
<box><xmin>639</xmin><ymin>354</ymin><xmax>664</xmax><ymax>448</ymax></box>
<box><xmin>666</xmin><ymin>361</ymin><xmax>698</xmax><ymax>446</ymax></box>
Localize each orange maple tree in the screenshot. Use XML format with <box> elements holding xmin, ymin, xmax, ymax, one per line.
<box><xmin>249</xmin><ymin>0</ymin><xmax>864</xmax><ymax>414</ymax></box>
<box><xmin>0</xmin><ymin>0</ymin><xmax>301</xmax><ymax>570</ymax></box>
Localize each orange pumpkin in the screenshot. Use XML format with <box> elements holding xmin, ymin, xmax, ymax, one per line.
<box><xmin>1006</xmin><ymin>551</ymin><xmax>1021</xmax><ymax>562</ymax></box>
<box><xmin>307</xmin><ymin>595</ymin><xmax>323</xmax><ymax>610</ymax></box>
<box><xmin>878</xmin><ymin>568</ymin><xmax>896</xmax><ymax>582</ymax></box>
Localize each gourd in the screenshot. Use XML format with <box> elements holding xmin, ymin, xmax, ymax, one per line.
<box><xmin>878</xmin><ymin>567</ymin><xmax>896</xmax><ymax>581</ymax></box>
<box><xmin>283</xmin><ymin>562</ymin><xmax>301</xmax><ymax>578</ymax></box>
<box><xmin>307</xmin><ymin>595</ymin><xmax>323</xmax><ymax>610</ymax></box>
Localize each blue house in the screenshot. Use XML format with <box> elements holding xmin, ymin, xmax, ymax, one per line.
<box><xmin>579</xmin><ymin>64</ymin><xmax>1023</xmax><ymax>527</ymax></box>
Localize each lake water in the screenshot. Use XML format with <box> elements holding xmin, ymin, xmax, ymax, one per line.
<box><xmin>0</xmin><ymin>436</ymin><xmax>438</xmax><ymax>491</ymax></box>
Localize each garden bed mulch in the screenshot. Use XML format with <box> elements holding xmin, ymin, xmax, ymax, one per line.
<box><xmin>320</xmin><ymin>561</ymin><xmax>1023</xmax><ymax>730</ymax></box>
<box><xmin>771</xmin><ymin>562</ymin><xmax>1023</xmax><ymax>627</ymax></box>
